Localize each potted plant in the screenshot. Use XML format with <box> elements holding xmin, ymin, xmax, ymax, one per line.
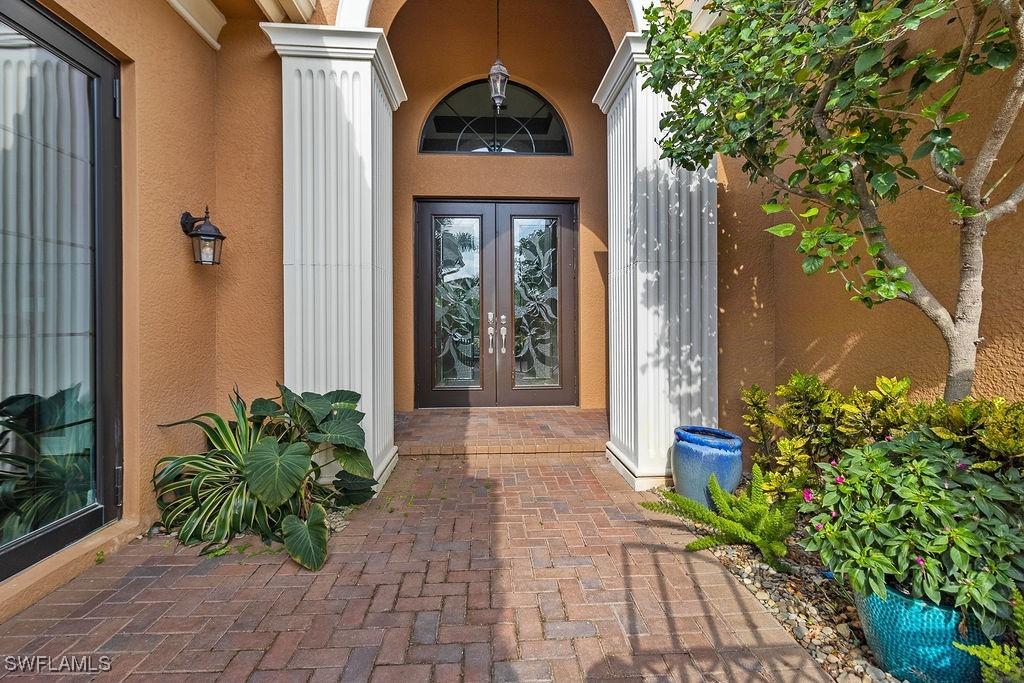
<box><xmin>801</xmin><ymin>431</ymin><xmax>1024</xmax><ymax>683</ymax></box>
<box><xmin>672</xmin><ymin>426</ymin><xmax>743</xmax><ymax>508</ymax></box>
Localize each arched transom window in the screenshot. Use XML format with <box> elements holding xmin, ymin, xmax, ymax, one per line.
<box><xmin>420</xmin><ymin>80</ymin><xmax>571</xmax><ymax>155</ymax></box>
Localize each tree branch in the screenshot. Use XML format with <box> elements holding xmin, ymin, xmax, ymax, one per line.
<box><xmin>986</xmin><ymin>179</ymin><xmax>1024</xmax><ymax>221</ymax></box>
<box><xmin>848</xmin><ymin>157</ymin><xmax>958</xmax><ymax>340</ymax></box>
<box><xmin>962</xmin><ymin>1</ymin><xmax>1024</xmax><ymax>205</ymax></box>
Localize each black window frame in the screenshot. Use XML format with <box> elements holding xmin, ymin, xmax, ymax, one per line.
<box><xmin>0</xmin><ymin>0</ymin><xmax>122</xmax><ymax>581</ymax></box>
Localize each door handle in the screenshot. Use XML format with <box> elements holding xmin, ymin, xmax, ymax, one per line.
<box><xmin>487</xmin><ymin>326</ymin><xmax>495</xmax><ymax>354</ymax></box>
<box><xmin>500</xmin><ymin>326</ymin><xmax>507</xmax><ymax>354</ymax></box>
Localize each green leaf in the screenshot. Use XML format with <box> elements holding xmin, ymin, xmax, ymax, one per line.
<box><xmin>925</xmin><ymin>62</ymin><xmax>956</xmax><ymax>82</ymax></box>
<box><xmin>333</xmin><ymin>470</ymin><xmax>377</xmax><ymax>506</ymax></box>
<box><xmin>912</xmin><ymin>141</ymin><xmax>934</xmax><ymax>160</ymax></box>
<box><xmin>987</xmin><ymin>43</ymin><xmax>1016</xmax><ymax>70</ymax></box>
<box><xmin>871</xmin><ymin>172</ymin><xmax>897</xmax><ymax>195</ymax></box>
<box><xmin>855</xmin><ymin>47</ymin><xmax>884</xmax><ymax>76</ymax></box>
<box><xmin>282</xmin><ymin>504</ymin><xmax>329</xmax><ymax>570</ymax></box>
<box><xmin>761</xmin><ymin>202</ymin><xmax>787</xmax><ymax>214</ymax></box>
<box><xmin>922</xmin><ymin>86</ymin><xmax>959</xmax><ymax>119</ymax></box>
<box><xmin>802</xmin><ymin>255</ymin><xmax>825</xmax><ymax>275</ymax></box>
<box><xmin>243</xmin><ymin>438</ymin><xmax>312</xmax><ymax>508</ymax></box>
<box><xmin>335</xmin><ymin>447</ymin><xmax>374</xmax><ymax>480</ymax></box>
<box><xmin>766</xmin><ymin>223</ymin><xmax>796</xmax><ymax>237</ymax></box>
<box><xmin>934</xmin><ymin>145</ymin><xmax>963</xmax><ymax>170</ymax></box>
<box><xmin>250</xmin><ymin>398</ymin><xmax>283</xmax><ymax>418</ymax></box>
<box><xmin>799</xmin><ymin>207</ymin><xmax>819</xmax><ymax>219</ymax></box>
<box><xmin>299</xmin><ymin>393</ymin><xmax>333</xmax><ymax>425</ymax></box>
<box><xmin>309</xmin><ymin>418</ymin><xmax>366</xmax><ymax>450</ymax></box>
<box><xmin>323</xmin><ymin>389</ymin><xmax>361</xmax><ymax>410</ymax></box>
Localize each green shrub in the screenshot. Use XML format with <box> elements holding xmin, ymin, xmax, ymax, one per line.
<box><xmin>743</xmin><ymin>373</ymin><xmax>1024</xmax><ymax>495</ymax></box>
<box><xmin>897</xmin><ymin>398</ymin><xmax>1024</xmax><ymax>470</ymax></box>
<box><xmin>153</xmin><ymin>384</ymin><xmax>377</xmax><ymax>570</ymax></box>
<box><xmin>742</xmin><ymin>373</ymin><xmax>910</xmax><ymax>498</ymax></box>
<box><xmin>956</xmin><ymin>589</ymin><xmax>1024</xmax><ymax>683</ymax></box>
<box><xmin>641</xmin><ymin>465</ymin><xmax>800</xmax><ymax>571</ymax></box>
<box><xmin>801</xmin><ymin>431</ymin><xmax>1024</xmax><ymax>639</ymax></box>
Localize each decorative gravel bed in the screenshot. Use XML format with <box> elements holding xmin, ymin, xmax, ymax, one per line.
<box><xmin>707</xmin><ymin>534</ymin><xmax>906</xmax><ymax>683</ymax></box>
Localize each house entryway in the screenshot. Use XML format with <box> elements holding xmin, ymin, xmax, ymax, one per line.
<box><xmin>415</xmin><ymin>201</ymin><xmax>579</xmax><ymax>408</ymax></box>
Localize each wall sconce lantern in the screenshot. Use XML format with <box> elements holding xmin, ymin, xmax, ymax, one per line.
<box><xmin>180</xmin><ymin>207</ymin><xmax>225</xmax><ymax>265</ymax></box>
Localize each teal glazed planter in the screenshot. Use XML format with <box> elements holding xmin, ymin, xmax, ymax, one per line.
<box><xmin>671</xmin><ymin>426</ymin><xmax>743</xmax><ymax>508</ymax></box>
<box><xmin>854</xmin><ymin>589</ymin><xmax>986</xmax><ymax>683</ymax></box>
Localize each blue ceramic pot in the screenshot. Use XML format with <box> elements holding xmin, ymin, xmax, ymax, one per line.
<box><xmin>855</xmin><ymin>589</ymin><xmax>986</xmax><ymax>683</ymax></box>
<box><xmin>671</xmin><ymin>426</ymin><xmax>743</xmax><ymax>508</ymax></box>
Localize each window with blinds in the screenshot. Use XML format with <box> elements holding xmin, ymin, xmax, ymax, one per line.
<box><xmin>0</xmin><ymin>0</ymin><xmax>121</xmax><ymax>580</ymax></box>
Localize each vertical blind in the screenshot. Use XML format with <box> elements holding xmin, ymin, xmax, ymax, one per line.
<box><xmin>1</xmin><ymin>22</ymin><xmax>94</xmax><ymax>402</ymax></box>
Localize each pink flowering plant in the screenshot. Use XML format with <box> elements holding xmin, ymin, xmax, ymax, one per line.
<box><xmin>800</xmin><ymin>430</ymin><xmax>1024</xmax><ymax>638</ymax></box>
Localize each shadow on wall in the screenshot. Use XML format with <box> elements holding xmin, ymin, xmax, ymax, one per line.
<box><xmin>714</xmin><ymin>157</ymin><xmax>777</xmax><ymax>436</ymax></box>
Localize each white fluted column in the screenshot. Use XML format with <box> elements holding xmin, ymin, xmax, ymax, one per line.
<box><xmin>262</xmin><ymin>24</ymin><xmax>406</xmax><ymax>484</ymax></box>
<box><xmin>594</xmin><ymin>34</ymin><xmax>718</xmax><ymax>490</ymax></box>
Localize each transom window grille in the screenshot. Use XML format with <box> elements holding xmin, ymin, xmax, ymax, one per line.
<box><xmin>420</xmin><ymin>80</ymin><xmax>571</xmax><ymax>155</ymax></box>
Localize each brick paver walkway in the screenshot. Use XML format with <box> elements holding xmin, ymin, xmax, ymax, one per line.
<box><xmin>0</xmin><ymin>454</ymin><xmax>828</xmax><ymax>682</ymax></box>
<box><xmin>395</xmin><ymin>409</ymin><xmax>608</xmax><ymax>455</ymax></box>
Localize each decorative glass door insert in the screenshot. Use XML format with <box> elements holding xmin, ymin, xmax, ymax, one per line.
<box><xmin>416</xmin><ymin>202</ymin><xmax>577</xmax><ymax>407</ymax></box>
<box><xmin>433</xmin><ymin>217</ymin><xmax>482</xmax><ymax>388</ymax></box>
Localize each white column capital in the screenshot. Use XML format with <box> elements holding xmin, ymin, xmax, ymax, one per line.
<box><xmin>260</xmin><ymin>23</ymin><xmax>407</xmax><ymax>110</ymax></box>
<box><xmin>593</xmin><ymin>32</ymin><xmax>648</xmax><ymax>114</ymax></box>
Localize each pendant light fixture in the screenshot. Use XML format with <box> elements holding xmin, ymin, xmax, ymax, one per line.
<box><xmin>488</xmin><ymin>0</ymin><xmax>509</xmax><ymax>112</ymax></box>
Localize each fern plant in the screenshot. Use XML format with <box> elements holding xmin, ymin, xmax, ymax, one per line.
<box><xmin>955</xmin><ymin>589</ymin><xmax>1024</xmax><ymax>683</ymax></box>
<box><xmin>641</xmin><ymin>465</ymin><xmax>800</xmax><ymax>571</ymax></box>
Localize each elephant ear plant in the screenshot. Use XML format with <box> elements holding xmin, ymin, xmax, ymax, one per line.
<box><xmin>153</xmin><ymin>384</ymin><xmax>377</xmax><ymax>570</ymax></box>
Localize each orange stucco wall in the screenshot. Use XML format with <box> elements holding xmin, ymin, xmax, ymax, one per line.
<box><xmin>382</xmin><ymin>0</ymin><xmax>629</xmax><ymax>411</ymax></box>
<box><xmin>211</xmin><ymin>8</ymin><xmax>287</xmax><ymax>406</ymax></box>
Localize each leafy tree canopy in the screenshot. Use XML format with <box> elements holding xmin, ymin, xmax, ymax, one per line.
<box><xmin>643</xmin><ymin>0</ymin><xmax>1024</xmax><ymax>399</ymax></box>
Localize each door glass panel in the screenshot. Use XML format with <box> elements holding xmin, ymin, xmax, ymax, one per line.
<box><xmin>512</xmin><ymin>217</ymin><xmax>559</xmax><ymax>387</ymax></box>
<box><xmin>433</xmin><ymin>217</ymin><xmax>482</xmax><ymax>388</ymax></box>
<box><xmin>0</xmin><ymin>22</ymin><xmax>97</xmax><ymax>547</ymax></box>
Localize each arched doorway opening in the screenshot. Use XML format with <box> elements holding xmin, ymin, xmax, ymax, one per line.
<box><xmin>383</xmin><ymin>0</ymin><xmax>620</xmax><ymax>411</ymax></box>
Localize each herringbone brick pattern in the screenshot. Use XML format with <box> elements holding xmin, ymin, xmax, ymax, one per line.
<box><xmin>0</xmin><ymin>454</ymin><xmax>828</xmax><ymax>682</ymax></box>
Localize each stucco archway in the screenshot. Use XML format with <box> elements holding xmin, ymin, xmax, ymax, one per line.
<box><xmin>335</xmin><ymin>0</ymin><xmax>642</xmax><ymax>38</ymax></box>
<box><xmin>263</xmin><ymin>0</ymin><xmax>718</xmax><ymax>492</ymax></box>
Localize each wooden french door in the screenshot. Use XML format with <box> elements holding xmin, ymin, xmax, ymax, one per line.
<box><xmin>415</xmin><ymin>201</ymin><xmax>578</xmax><ymax>407</ymax></box>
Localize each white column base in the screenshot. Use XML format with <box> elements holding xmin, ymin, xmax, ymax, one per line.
<box><xmin>605</xmin><ymin>442</ymin><xmax>672</xmax><ymax>491</ymax></box>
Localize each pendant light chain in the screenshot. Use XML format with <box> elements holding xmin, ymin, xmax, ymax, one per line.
<box><xmin>488</xmin><ymin>0</ymin><xmax>510</xmax><ymax>114</ymax></box>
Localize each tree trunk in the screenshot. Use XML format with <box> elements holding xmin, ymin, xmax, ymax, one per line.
<box><xmin>944</xmin><ymin>327</ymin><xmax>979</xmax><ymax>402</ymax></box>
<box><xmin>943</xmin><ymin>217</ymin><xmax>987</xmax><ymax>402</ymax></box>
